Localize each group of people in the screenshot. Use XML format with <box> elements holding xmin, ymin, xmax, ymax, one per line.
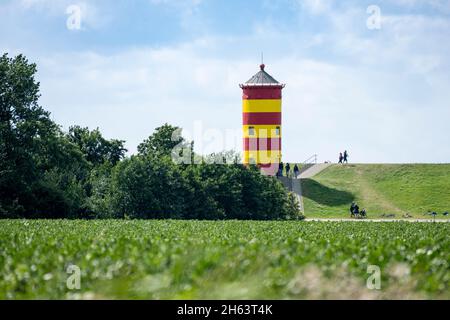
<box><xmin>277</xmin><ymin>162</ymin><xmax>300</xmax><ymax>178</ymax></box>
<box><xmin>338</xmin><ymin>150</ymin><xmax>349</xmax><ymax>164</ymax></box>
<box><xmin>350</xmin><ymin>202</ymin><xmax>367</xmax><ymax>218</ymax></box>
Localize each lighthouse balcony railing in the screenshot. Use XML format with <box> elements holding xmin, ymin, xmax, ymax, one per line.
<box><xmin>295</xmin><ymin>154</ymin><xmax>318</xmax><ymax>176</ymax></box>
<box><xmin>239</xmin><ymin>83</ymin><xmax>286</xmax><ymax>88</ymax></box>
<box><xmin>302</xmin><ymin>154</ymin><xmax>318</xmax><ymax>165</ymax></box>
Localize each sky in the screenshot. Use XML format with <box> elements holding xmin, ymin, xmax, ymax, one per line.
<box><xmin>1</xmin><ymin>0</ymin><xmax>449</xmax><ymax>163</ymax></box>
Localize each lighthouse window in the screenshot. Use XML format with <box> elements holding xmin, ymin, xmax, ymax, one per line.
<box><xmin>249</xmin><ymin>127</ymin><xmax>255</xmax><ymax>136</ymax></box>
<box><xmin>275</xmin><ymin>127</ymin><xmax>280</xmax><ymax>136</ymax></box>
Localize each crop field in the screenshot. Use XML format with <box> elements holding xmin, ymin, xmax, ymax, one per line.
<box><xmin>0</xmin><ymin>220</ymin><xmax>448</xmax><ymax>299</ymax></box>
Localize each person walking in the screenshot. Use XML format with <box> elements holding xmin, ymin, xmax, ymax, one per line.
<box><xmin>350</xmin><ymin>202</ymin><xmax>356</xmax><ymax>218</ymax></box>
<box><xmin>360</xmin><ymin>209</ymin><xmax>367</xmax><ymax>218</ymax></box>
<box><xmin>277</xmin><ymin>162</ymin><xmax>284</xmax><ymax>177</ymax></box>
<box><xmin>343</xmin><ymin>150</ymin><xmax>349</xmax><ymax>164</ymax></box>
<box><xmin>338</xmin><ymin>152</ymin><xmax>343</xmax><ymax>164</ymax></box>
<box><xmin>285</xmin><ymin>163</ymin><xmax>291</xmax><ymax>178</ymax></box>
<box><xmin>353</xmin><ymin>203</ymin><xmax>360</xmax><ymax>218</ymax></box>
<box><xmin>294</xmin><ymin>164</ymin><xmax>300</xmax><ymax>179</ymax></box>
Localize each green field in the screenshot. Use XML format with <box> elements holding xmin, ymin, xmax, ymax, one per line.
<box><xmin>1</xmin><ymin>220</ymin><xmax>448</xmax><ymax>299</ymax></box>
<box><xmin>302</xmin><ymin>164</ymin><xmax>450</xmax><ymax>219</ymax></box>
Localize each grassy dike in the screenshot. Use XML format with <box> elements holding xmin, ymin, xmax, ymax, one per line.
<box><xmin>302</xmin><ymin>164</ymin><xmax>450</xmax><ymax>219</ymax></box>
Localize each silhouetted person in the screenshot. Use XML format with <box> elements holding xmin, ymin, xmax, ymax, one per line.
<box><xmin>294</xmin><ymin>164</ymin><xmax>300</xmax><ymax>179</ymax></box>
<box><xmin>339</xmin><ymin>152</ymin><xmax>343</xmax><ymax>164</ymax></box>
<box><xmin>344</xmin><ymin>150</ymin><xmax>349</xmax><ymax>164</ymax></box>
<box><xmin>350</xmin><ymin>202</ymin><xmax>360</xmax><ymax>218</ymax></box>
<box><xmin>353</xmin><ymin>203</ymin><xmax>360</xmax><ymax>217</ymax></box>
<box><xmin>277</xmin><ymin>162</ymin><xmax>284</xmax><ymax>177</ymax></box>
<box><xmin>286</xmin><ymin>163</ymin><xmax>291</xmax><ymax>177</ymax></box>
<box><xmin>360</xmin><ymin>209</ymin><xmax>367</xmax><ymax>218</ymax></box>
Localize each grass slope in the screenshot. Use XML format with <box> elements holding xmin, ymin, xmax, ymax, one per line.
<box><xmin>0</xmin><ymin>220</ymin><xmax>448</xmax><ymax>299</ymax></box>
<box><xmin>302</xmin><ymin>164</ymin><xmax>450</xmax><ymax>219</ymax></box>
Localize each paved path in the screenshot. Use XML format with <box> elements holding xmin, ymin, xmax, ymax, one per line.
<box><xmin>292</xmin><ymin>179</ymin><xmax>304</xmax><ymax>213</ymax></box>
<box><xmin>278</xmin><ymin>177</ymin><xmax>304</xmax><ymax>212</ymax></box>
<box><xmin>304</xmin><ymin>218</ymin><xmax>449</xmax><ymax>223</ymax></box>
<box><xmin>299</xmin><ymin>163</ymin><xmax>332</xmax><ymax>179</ymax></box>
<box><xmin>278</xmin><ymin>164</ymin><xmax>332</xmax><ymax>213</ymax></box>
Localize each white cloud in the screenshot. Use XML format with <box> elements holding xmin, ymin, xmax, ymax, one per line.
<box><xmin>391</xmin><ymin>0</ymin><xmax>450</xmax><ymax>13</ymax></box>
<box><xmin>2</xmin><ymin>0</ymin><xmax>450</xmax><ymax>163</ymax></box>
<box><xmin>24</xmin><ymin>30</ymin><xmax>449</xmax><ymax>163</ymax></box>
<box><xmin>300</xmin><ymin>0</ymin><xmax>334</xmax><ymax>14</ymax></box>
<box><xmin>148</xmin><ymin>0</ymin><xmax>205</xmax><ymax>31</ymax></box>
<box><xmin>15</xmin><ymin>0</ymin><xmax>108</xmax><ymax>30</ymax></box>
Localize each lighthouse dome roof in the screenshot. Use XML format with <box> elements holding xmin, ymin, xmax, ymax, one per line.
<box><xmin>244</xmin><ymin>64</ymin><xmax>282</xmax><ymax>86</ymax></box>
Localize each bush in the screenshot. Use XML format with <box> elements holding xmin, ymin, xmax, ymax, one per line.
<box><xmin>96</xmin><ymin>154</ymin><xmax>301</xmax><ymax>220</ymax></box>
<box><xmin>108</xmin><ymin>156</ymin><xmax>188</xmax><ymax>219</ymax></box>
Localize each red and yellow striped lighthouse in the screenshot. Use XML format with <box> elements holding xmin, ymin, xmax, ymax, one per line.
<box><xmin>240</xmin><ymin>64</ymin><xmax>285</xmax><ymax>175</ymax></box>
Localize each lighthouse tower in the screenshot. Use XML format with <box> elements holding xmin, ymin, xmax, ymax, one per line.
<box><xmin>240</xmin><ymin>64</ymin><xmax>285</xmax><ymax>175</ymax></box>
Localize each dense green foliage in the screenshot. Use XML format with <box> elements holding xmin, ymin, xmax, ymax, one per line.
<box><xmin>137</xmin><ymin>123</ymin><xmax>190</xmax><ymax>159</ymax></box>
<box><xmin>68</xmin><ymin>126</ymin><xmax>127</xmax><ymax>166</ymax></box>
<box><xmin>0</xmin><ymin>54</ymin><xmax>300</xmax><ymax>220</ymax></box>
<box><xmin>0</xmin><ymin>54</ymin><xmax>89</xmax><ymax>218</ymax></box>
<box><xmin>89</xmin><ymin>153</ymin><xmax>299</xmax><ymax>220</ymax></box>
<box><xmin>0</xmin><ymin>220</ymin><xmax>448</xmax><ymax>299</ymax></box>
<box><xmin>303</xmin><ymin>164</ymin><xmax>450</xmax><ymax>219</ymax></box>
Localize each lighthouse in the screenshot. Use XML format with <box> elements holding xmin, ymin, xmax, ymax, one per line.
<box><xmin>240</xmin><ymin>64</ymin><xmax>285</xmax><ymax>175</ymax></box>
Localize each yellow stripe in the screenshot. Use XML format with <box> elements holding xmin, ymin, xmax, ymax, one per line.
<box><xmin>243</xmin><ymin>99</ymin><xmax>281</xmax><ymax>113</ymax></box>
<box><xmin>243</xmin><ymin>151</ymin><xmax>282</xmax><ymax>164</ymax></box>
<box><xmin>243</xmin><ymin>125</ymin><xmax>281</xmax><ymax>138</ymax></box>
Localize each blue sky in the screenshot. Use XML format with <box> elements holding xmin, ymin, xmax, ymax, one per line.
<box><xmin>1</xmin><ymin>0</ymin><xmax>449</xmax><ymax>163</ymax></box>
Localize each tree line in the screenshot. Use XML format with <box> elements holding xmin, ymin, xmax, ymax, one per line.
<box><xmin>0</xmin><ymin>54</ymin><xmax>302</xmax><ymax>220</ymax></box>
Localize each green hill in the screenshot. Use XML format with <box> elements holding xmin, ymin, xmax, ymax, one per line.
<box><xmin>302</xmin><ymin>164</ymin><xmax>450</xmax><ymax>219</ymax></box>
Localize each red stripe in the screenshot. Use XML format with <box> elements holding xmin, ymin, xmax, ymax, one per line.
<box><xmin>243</xmin><ymin>112</ymin><xmax>281</xmax><ymax>125</ymax></box>
<box><xmin>259</xmin><ymin>163</ymin><xmax>277</xmax><ymax>168</ymax></box>
<box><xmin>243</xmin><ymin>138</ymin><xmax>282</xmax><ymax>151</ymax></box>
<box><xmin>244</xmin><ymin>163</ymin><xmax>279</xmax><ymax>176</ymax></box>
<box><xmin>259</xmin><ymin>163</ymin><xmax>279</xmax><ymax>176</ymax></box>
<box><xmin>242</xmin><ymin>87</ymin><xmax>283</xmax><ymax>100</ymax></box>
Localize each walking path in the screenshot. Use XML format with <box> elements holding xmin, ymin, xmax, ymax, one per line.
<box><xmin>304</xmin><ymin>218</ymin><xmax>449</xmax><ymax>223</ymax></box>
<box><xmin>291</xmin><ymin>179</ymin><xmax>303</xmax><ymax>212</ymax></box>
<box><xmin>299</xmin><ymin>163</ymin><xmax>332</xmax><ymax>179</ymax></box>
<box><xmin>278</xmin><ymin>177</ymin><xmax>304</xmax><ymax>212</ymax></box>
<box><xmin>278</xmin><ymin>164</ymin><xmax>332</xmax><ymax>213</ymax></box>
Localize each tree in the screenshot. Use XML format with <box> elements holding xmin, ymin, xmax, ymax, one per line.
<box><xmin>108</xmin><ymin>155</ymin><xmax>188</xmax><ymax>219</ymax></box>
<box><xmin>138</xmin><ymin>123</ymin><xmax>190</xmax><ymax>159</ymax></box>
<box><xmin>0</xmin><ymin>54</ymin><xmax>88</xmax><ymax>218</ymax></box>
<box><xmin>85</xmin><ymin>162</ymin><xmax>115</xmax><ymax>218</ymax></box>
<box><xmin>1</xmin><ymin>54</ymin><xmax>55</xmax><ymax>216</ymax></box>
<box><xmin>68</xmin><ymin>125</ymin><xmax>127</xmax><ymax>166</ymax></box>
